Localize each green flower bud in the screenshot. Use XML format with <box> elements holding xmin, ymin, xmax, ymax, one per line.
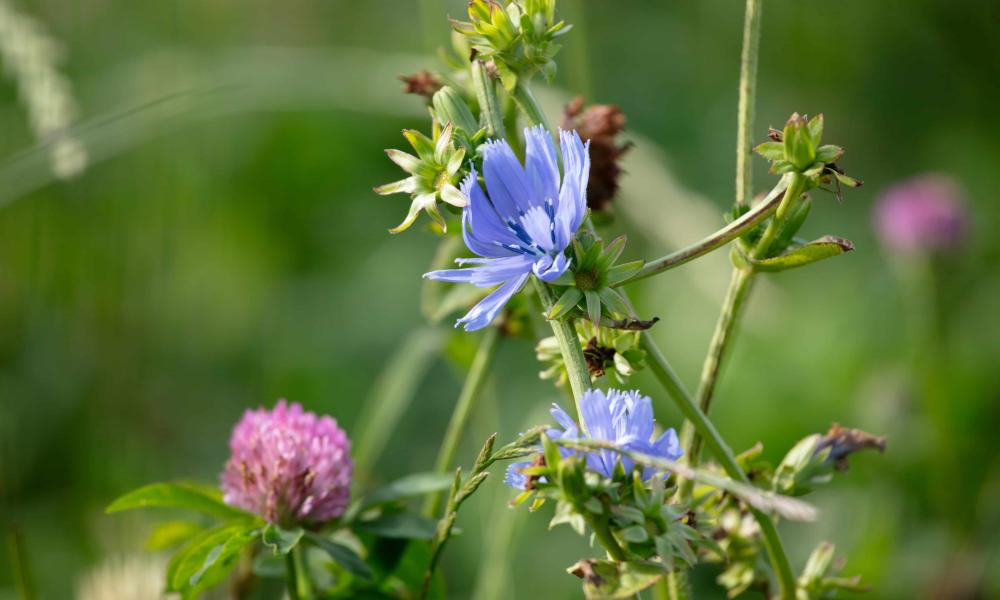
<box><xmin>783</xmin><ymin>113</ymin><xmax>817</xmax><ymax>172</ymax></box>
<box><xmin>451</xmin><ymin>0</ymin><xmax>571</xmax><ymax>89</ymax></box>
<box><xmin>431</xmin><ymin>86</ymin><xmax>481</xmax><ymax>139</ymax></box>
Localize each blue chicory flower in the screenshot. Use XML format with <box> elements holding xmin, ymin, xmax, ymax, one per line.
<box><xmin>505</xmin><ymin>388</ymin><xmax>682</xmax><ymax>489</ymax></box>
<box><xmin>424</xmin><ymin>126</ymin><xmax>590</xmax><ymax>331</ymax></box>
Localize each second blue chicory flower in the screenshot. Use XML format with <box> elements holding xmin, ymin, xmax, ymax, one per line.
<box><xmin>424</xmin><ymin>125</ymin><xmax>590</xmax><ymax>331</ymax></box>
<box><xmin>505</xmin><ymin>388</ymin><xmax>682</xmax><ymax>489</ymax></box>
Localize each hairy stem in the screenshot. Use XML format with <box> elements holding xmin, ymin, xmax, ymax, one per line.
<box><xmin>678</xmin><ymin>267</ymin><xmax>754</xmax><ymax>497</ymax></box>
<box><xmin>511</xmin><ymin>80</ymin><xmax>551</xmax><ymax>131</ymax></box>
<box><xmin>641</xmin><ymin>333</ymin><xmax>797</xmax><ymax>599</ymax></box>
<box><xmin>472</xmin><ymin>60</ymin><xmax>505</xmax><ymax>138</ymax></box>
<box><xmin>532</xmin><ymin>277</ymin><xmax>592</xmax><ymax>424</ymax></box>
<box><xmin>623</xmin><ymin>177</ymin><xmax>789</xmax><ymax>285</ymax></box>
<box><xmin>424</xmin><ymin>327</ymin><xmax>500</xmax><ymax>517</ymax></box>
<box><xmin>735</xmin><ymin>0</ymin><xmax>763</xmax><ymax>207</ymax></box>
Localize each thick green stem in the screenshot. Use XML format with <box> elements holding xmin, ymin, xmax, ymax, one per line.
<box><xmin>285</xmin><ymin>546</ymin><xmax>312</xmax><ymax>600</ymax></box>
<box><xmin>623</xmin><ymin>177</ymin><xmax>789</xmax><ymax>285</ymax></box>
<box><xmin>532</xmin><ymin>278</ymin><xmax>591</xmax><ymax>424</ymax></box>
<box><xmin>678</xmin><ymin>267</ymin><xmax>754</xmax><ymax>497</ymax></box>
<box><xmin>735</xmin><ymin>0</ymin><xmax>763</xmax><ymax>207</ymax></box>
<box><xmin>641</xmin><ymin>334</ymin><xmax>796</xmax><ymax>599</ymax></box>
<box><xmin>472</xmin><ymin>60</ymin><xmax>505</xmax><ymax>138</ymax></box>
<box><xmin>424</xmin><ymin>327</ymin><xmax>500</xmax><ymax>517</ymax></box>
<box><xmin>511</xmin><ymin>81</ymin><xmax>551</xmax><ymax>131</ymax></box>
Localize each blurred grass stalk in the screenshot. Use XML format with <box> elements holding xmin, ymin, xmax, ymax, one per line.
<box><xmin>352</xmin><ymin>326</ymin><xmax>446</xmax><ymax>483</ymax></box>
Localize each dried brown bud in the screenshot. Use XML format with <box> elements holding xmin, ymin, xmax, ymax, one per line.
<box><xmin>399</xmin><ymin>70</ymin><xmax>442</xmax><ymax>99</ymax></box>
<box><xmin>583</xmin><ymin>337</ymin><xmax>616</xmax><ymax>378</ymax></box>
<box><xmin>562</xmin><ymin>96</ymin><xmax>632</xmax><ymax>212</ymax></box>
<box><xmin>816</xmin><ymin>423</ymin><xmax>886</xmax><ymax>472</ymax></box>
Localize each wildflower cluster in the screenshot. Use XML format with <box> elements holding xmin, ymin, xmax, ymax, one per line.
<box><xmin>106</xmin><ymin>0</ymin><xmax>888</xmax><ymax>598</ymax></box>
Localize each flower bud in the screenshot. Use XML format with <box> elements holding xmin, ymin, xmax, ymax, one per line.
<box><xmin>431</xmin><ymin>86</ymin><xmax>480</xmax><ymax>138</ymax></box>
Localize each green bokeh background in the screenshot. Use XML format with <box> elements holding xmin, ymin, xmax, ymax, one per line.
<box><xmin>1</xmin><ymin>0</ymin><xmax>998</xmax><ymax>598</ymax></box>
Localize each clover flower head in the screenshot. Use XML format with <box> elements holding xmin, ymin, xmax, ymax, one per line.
<box><xmin>874</xmin><ymin>174</ymin><xmax>968</xmax><ymax>253</ymax></box>
<box><xmin>505</xmin><ymin>388</ymin><xmax>681</xmax><ymax>489</ymax></box>
<box><xmin>221</xmin><ymin>400</ymin><xmax>352</xmax><ymax>526</ymax></box>
<box><xmin>424</xmin><ymin>125</ymin><xmax>589</xmax><ymax>331</ymax></box>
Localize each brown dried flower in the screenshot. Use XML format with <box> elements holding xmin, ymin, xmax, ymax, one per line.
<box><xmin>399</xmin><ymin>70</ymin><xmax>443</xmax><ymax>99</ymax></box>
<box><xmin>562</xmin><ymin>96</ymin><xmax>632</xmax><ymax>212</ymax></box>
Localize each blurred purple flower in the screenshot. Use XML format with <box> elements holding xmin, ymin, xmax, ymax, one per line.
<box><xmin>424</xmin><ymin>125</ymin><xmax>589</xmax><ymax>331</ymax></box>
<box><xmin>221</xmin><ymin>400</ymin><xmax>352</xmax><ymax>525</ymax></box>
<box><xmin>874</xmin><ymin>174</ymin><xmax>968</xmax><ymax>253</ymax></box>
<box><xmin>505</xmin><ymin>388</ymin><xmax>682</xmax><ymax>489</ymax></box>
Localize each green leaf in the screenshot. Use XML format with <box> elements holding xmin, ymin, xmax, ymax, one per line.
<box><xmin>364</xmin><ymin>472</ymin><xmax>456</xmax><ymax>507</ymax></box>
<box><xmin>597</xmin><ymin>288</ymin><xmax>630</xmax><ymax>320</ymax></box>
<box><xmin>596</xmin><ymin>235</ymin><xmax>627</xmax><ymax>272</ymax></box>
<box><xmin>750</xmin><ymin>236</ymin><xmax>854</xmax><ymax>273</ymax></box>
<box><xmin>753</xmin><ymin>141</ymin><xmax>785</xmax><ymax>161</ymax></box>
<box><xmin>547</xmin><ymin>287</ymin><xmax>582</xmax><ymax>320</ymax></box>
<box><xmin>106</xmin><ymin>481</ymin><xmax>255</xmax><ymax>521</ymax></box>
<box><xmin>169</xmin><ymin>524</ymin><xmax>260</xmax><ymax>592</ymax></box>
<box><xmin>584</xmin><ymin>290</ymin><xmax>602</xmax><ymax>324</ymax></box>
<box><xmin>355</xmin><ymin>513</ymin><xmax>438</xmax><ymax>540</ymax></box>
<box><xmin>568</xmin><ymin>559</ymin><xmax>665</xmax><ymax>599</ymax></box>
<box><xmin>303</xmin><ymin>531</ymin><xmax>374</xmax><ymax>581</ymax></box>
<box><xmin>145</xmin><ymin>521</ymin><xmax>203</xmax><ymax>551</ymax></box>
<box><xmin>815</xmin><ymin>144</ymin><xmax>843</xmax><ymax>164</ymax></box>
<box><xmin>261</xmin><ymin>524</ymin><xmax>303</xmax><ymax>555</ymax></box>
<box><xmin>605</xmin><ymin>260</ymin><xmax>644</xmax><ymax>286</ymax></box>
<box><xmin>807</xmin><ymin>113</ymin><xmax>824</xmax><ymax>147</ymax></box>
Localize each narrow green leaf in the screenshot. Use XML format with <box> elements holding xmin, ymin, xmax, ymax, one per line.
<box><xmin>547</xmin><ymin>287</ymin><xmax>582</xmax><ymax>320</ymax></box>
<box><xmin>584</xmin><ymin>290</ymin><xmax>602</xmax><ymax>324</ymax></box>
<box><xmin>261</xmin><ymin>524</ymin><xmax>303</xmax><ymax>555</ymax></box>
<box><xmin>106</xmin><ymin>481</ymin><xmax>254</xmax><ymax>521</ymax></box>
<box><xmin>597</xmin><ymin>288</ymin><xmax>630</xmax><ymax>320</ymax></box>
<box><xmin>303</xmin><ymin>531</ymin><xmax>374</xmax><ymax>581</ymax></box>
<box><xmin>597</xmin><ymin>235</ymin><xmax>627</xmax><ymax>271</ymax></box>
<box><xmin>751</xmin><ymin>236</ymin><xmax>854</xmax><ymax>273</ymax></box>
<box><xmin>364</xmin><ymin>472</ymin><xmax>456</xmax><ymax>507</ymax></box>
<box><xmin>605</xmin><ymin>260</ymin><xmax>644</xmax><ymax>286</ymax></box>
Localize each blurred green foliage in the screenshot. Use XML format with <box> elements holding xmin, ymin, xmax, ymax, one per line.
<box><xmin>1</xmin><ymin>0</ymin><xmax>998</xmax><ymax>598</ymax></box>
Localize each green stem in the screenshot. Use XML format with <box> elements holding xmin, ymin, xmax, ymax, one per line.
<box><xmin>678</xmin><ymin>266</ymin><xmax>754</xmax><ymax>498</ymax></box>
<box><xmin>751</xmin><ymin>172</ymin><xmax>806</xmax><ymax>260</ymax></box>
<box><xmin>735</xmin><ymin>0</ymin><xmax>763</xmax><ymax>207</ymax></box>
<box><xmin>532</xmin><ymin>277</ymin><xmax>591</xmax><ymax>424</ymax></box>
<box><xmin>472</xmin><ymin>60</ymin><xmax>505</xmax><ymax>138</ymax></box>
<box><xmin>511</xmin><ymin>80</ymin><xmax>551</xmax><ymax>131</ymax></box>
<box><xmin>623</xmin><ymin>177</ymin><xmax>789</xmax><ymax>285</ymax></box>
<box><xmin>424</xmin><ymin>327</ymin><xmax>500</xmax><ymax>517</ymax></box>
<box><xmin>585</xmin><ymin>509</ymin><xmax>628</xmax><ymax>561</ymax></box>
<box><xmin>285</xmin><ymin>546</ymin><xmax>312</xmax><ymax>600</ymax></box>
<box><xmin>677</xmin><ymin>175</ymin><xmax>804</xmax><ymax>480</ymax></box>
<box><xmin>641</xmin><ymin>334</ymin><xmax>796</xmax><ymax>599</ymax></box>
